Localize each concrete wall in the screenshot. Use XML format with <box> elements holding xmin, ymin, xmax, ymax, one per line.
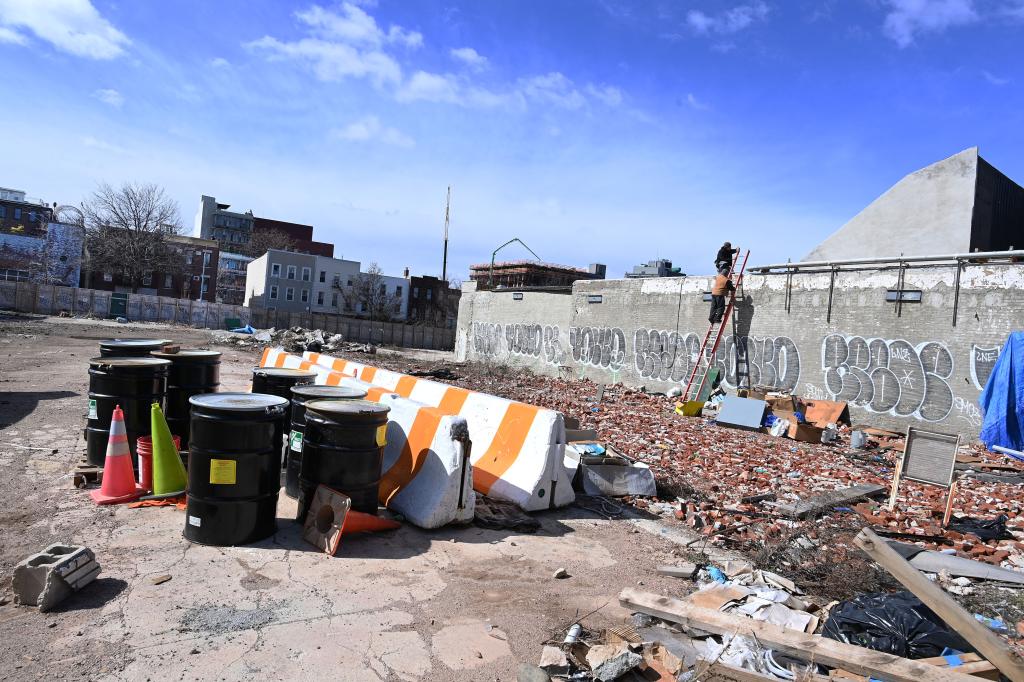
<box><xmin>454</xmin><ymin>264</ymin><xmax>1024</xmax><ymax>437</ymax></box>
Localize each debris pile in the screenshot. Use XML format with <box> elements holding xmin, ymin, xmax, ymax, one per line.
<box><xmin>211</xmin><ymin>326</ymin><xmax>376</xmax><ymax>354</ymax></box>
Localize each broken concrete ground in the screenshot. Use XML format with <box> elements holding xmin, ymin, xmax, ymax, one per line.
<box><xmin>0</xmin><ymin>314</ymin><xmax>703</xmax><ymax>680</ymax></box>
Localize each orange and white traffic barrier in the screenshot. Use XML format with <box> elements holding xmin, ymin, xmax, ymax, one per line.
<box><xmin>261</xmin><ymin>348</ymin><xmax>575</xmax><ymax>512</ymax></box>
<box><xmin>259</xmin><ymin>348</ymin><xmax>474</xmax><ymax>528</ymax></box>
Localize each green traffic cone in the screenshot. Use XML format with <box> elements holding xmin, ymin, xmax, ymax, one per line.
<box><xmin>147</xmin><ymin>402</ymin><xmax>187</xmax><ymax>499</ymax></box>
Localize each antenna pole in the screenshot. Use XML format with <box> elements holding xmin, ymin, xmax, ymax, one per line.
<box><xmin>442</xmin><ymin>185</ymin><xmax>450</xmax><ymax>282</ymax></box>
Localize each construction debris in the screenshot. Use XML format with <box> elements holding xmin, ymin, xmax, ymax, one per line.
<box><xmin>13</xmin><ymin>544</ymin><xmax>101</xmax><ymax>612</ymax></box>
<box><xmin>211</xmin><ymin>326</ymin><xmax>376</xmax><ymax>354</ymax></box>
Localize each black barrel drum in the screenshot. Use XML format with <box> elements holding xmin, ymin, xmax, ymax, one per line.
<box><xmin>85</xmin><ymin>356</ymin><xmax>170</xmax><ymax>466</ymax></box>
<box><xmin>250</xmin><ymin>367</ymin><xmax>317</xmax><ymax>401</ymax></box>
<box><xmin>286</xmin><ymin>385</ymin><xmax>367</xmax><ymax>499</ymax></box>
<box><xmin>99</xmin><ymin>339</ymin><xmax>172</xmax><ymax>357</ymax></box>
<box><xmin>151</xmin><ymin>350</ymin><xmax>221</xmax><ymax>449</ymax></box>
<box><xmin>184</xmin><ymin>393</ymin><xmax>289</xmax><ymax>546</ymax></box>
<box><xmin>297</xmin><ymin>399</ymin><xmax>390</xmax><ymax>520</ymax></box>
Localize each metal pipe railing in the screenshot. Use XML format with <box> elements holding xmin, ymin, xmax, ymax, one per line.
<box><xmin>749</xmin><ymin>249</ymin><xmax>1024</xmax><ymax>273</ymax></box>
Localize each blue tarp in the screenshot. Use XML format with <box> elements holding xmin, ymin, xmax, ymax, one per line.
<box><xmin>979</xmin><ymin>332</ymin><xmax>1024</xmax><ymax>452</ymax></box>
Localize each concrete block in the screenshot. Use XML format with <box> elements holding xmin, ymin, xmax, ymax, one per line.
<box><xmin>13</xmin><ymin>543</ymin><xmax>100</xmax><ymax>611</ymax></box>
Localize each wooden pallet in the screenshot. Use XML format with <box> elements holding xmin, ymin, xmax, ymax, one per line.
<box><xmin>73</xmin><ymin>457</ymin><xmax>102</xmax><ymax>488</ymax></box>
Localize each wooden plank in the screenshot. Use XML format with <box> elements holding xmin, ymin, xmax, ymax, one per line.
<box><xmin>619</xmin><ymin>588</ymin><xmax>979</xmax><ymax>682</ymax></box>
<box><xmin>853</xmin><ymin>528</ymin><xmax>1024</xmax><ymax>682</ymax></box>
<box><xmin>774</xmin><ymin>484</ymin><xmax>886</xmax><ymax>519</ymax></box>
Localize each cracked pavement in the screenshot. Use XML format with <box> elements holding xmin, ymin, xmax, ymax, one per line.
<box><xmin>0</xmin><ymin>315</ymin><xmax>697</xmax><ymax>680</ymax></box>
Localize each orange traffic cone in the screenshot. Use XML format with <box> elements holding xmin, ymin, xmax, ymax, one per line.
<box><xmin>342</xmin><ymin>510</ymin><xmax>401</xmax><ymax>534</ymax></box>
<box><xmin>91</xmin><ymin>406</ymin><xmax>144</xmax><ymax>505</ymax></box>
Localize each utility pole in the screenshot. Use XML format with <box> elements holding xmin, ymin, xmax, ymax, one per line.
<box><xmin>441</xmin><ymin>186</ymin><xmax>450</xmax><ymax>283</ymax></box>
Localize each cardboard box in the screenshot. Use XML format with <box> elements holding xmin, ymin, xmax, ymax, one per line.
<box><xmin>788</xmin><ymin>422</ymin><xmax>825</xmax><ymax>443</ymax></box>
<box><xmin>767</xmin><ymin>395</ymin><xmax>798</xmax><ymax>413</ymax></box>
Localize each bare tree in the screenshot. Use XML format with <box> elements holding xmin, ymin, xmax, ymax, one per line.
<box><xmin>81</xmin><ymin>182</ymin><xmax>184</xmax><ymax>291</ymax></box>
<box><xmin>241</xmin><ymin>228</ymin><xmax>296</xmax><ymax>258</ymax></box>
<box><xmin>342</xmin><ymin>263</ymin><xmax>402</xmax><ymax>321</ymax></box>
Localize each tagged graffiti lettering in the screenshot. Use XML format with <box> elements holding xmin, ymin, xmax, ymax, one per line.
<box><xmin>542</xmin><ymin>325</ymin><xmax>564</xmax><ymax>365</ymax></box>
<box><xmin>713</xmin><ymin>335</ymin><xmax>801</xmax><ymax>392</ymax></box>
<box><xmin>633</xmin><ymin>329</ymin><xmax>701</xmax><ymax>381</ymax></box>
<box><xmin>970</xmin><ymin>344</ymin><xmax>1000</xmax><ymax>390</ymax></box>
<box><xmin>505</xmin><ymin>323</ymin><xmax>543</xmax><ymax>357</ymax></box>
<box><xmin>953</xmin><ymin>395</ymin><xmax>982</xmax><ymax>428</ymax></box>
<box><xmin>471</xmin><ymin>322</ymin><xmax>504</xmax><ymax>358</ymax></box>
<box><xmin>822</xmin><ymin>334</ymin><xmax>953</xmax><ymax>422</ymax></box>
<box><xmin>569</xmin><ymin>326</ymin><xmax>626</xmax><ymax>371</ymax></box>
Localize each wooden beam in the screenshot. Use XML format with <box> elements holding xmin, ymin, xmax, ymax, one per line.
<box><xmin>853</xmin><ymin>528</ymin><xmax>1024</xmax><ymax>682</ymax></box>
<box><xmin>774</xmin><ymin>484</ymin><xmax>886</xmax><ymax>519</ymax></box>
<box><xmin>619</xmin><ymin>588</ymin><xmax>979</xmax><ymax>682</ymax></box>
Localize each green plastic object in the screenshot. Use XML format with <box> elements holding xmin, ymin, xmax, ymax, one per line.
<box><xmin>148</xmin><ymin>402</ymin><xmax>187</xmax><ymax>498</ymax></box>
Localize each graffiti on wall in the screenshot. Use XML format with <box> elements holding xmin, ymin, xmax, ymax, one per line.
<box><xmin>569</xmin><ymin>326</ymin><xmax>627</xmax><ymax>371</ymax></box>
<box><xmin>970</xmin><ymin>344</ymin><xmax>1000</xmax><ymax>390</ymax></box>
<box><xmin>821</xmin><ymin>334</ymin><xmax>954</xmax><ymax>422</ymax></box>
<box><xmin>471</xmin><ymin>322</ymin><xmax>504</xmax><ymax>358</ymax></box>
<box><xmin>471</xmin><ymin>321</ymin><xmax>565</xmax><ymax>365</ymax></box>
<box><xmin>633</xmin><ymin>329</ymin><xmax>700</xmax><ymax>381</ymax></box>
<box><xmin>713</xmin><ymin>335</ymin><xmax>801</xmax><ymax>392</ymax></box>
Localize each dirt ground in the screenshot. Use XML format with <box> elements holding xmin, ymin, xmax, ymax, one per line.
<box><xmin>0</xmin><ymin>314</ymin><xmax>719</xmax><ymax>681</ymax></box>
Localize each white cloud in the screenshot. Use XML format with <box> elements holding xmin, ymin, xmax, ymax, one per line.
<box><xmin>295</xmin><ymin>3</ymin><xmax>421</xmax><ymax>48</ymax></box>
<box><xmin>331</xmin><ymin>115</ymin><xmax>414</xmax><ymax>147</ymax></box>
<box><xmin>0</xmin><ymin>0</ymin><xmax>130</xmax><ymax>59</ymax></box>
<box><xmin>1003</xmin><ymin>1</ymin><xmax>1024</xmax><ymax>19</ymax></box>
<box><xmin>687</xmin><ymin>2</ymin><xmax>769</xmax><ymax>35</ymax></box>
<box><xmin>396</xmin><ymin>70</ymin><xmax>462</xmax><ymax>103</ymax></box>
<box><xmin>982</xmin><ymin>70</ymin><xmax>1009</xmax><ymax>85</ymax></box>
<box><xmin>92</xmin><ymin>88</ymin><xmax>123</xmax><ymax>107</ymax></box>
<box><xmin>585</xmin><ymin>84</ymin><xmax>623</xmax><ymax>106</ymax></box>
<box><xmin>0</xmin><ymin>24</ymin><xmax>26</xmax><ymax>44</ymax></box>
<box><xmin>518</xmin><ymin>72</ymin><xmax>586</xmax><ymax>110</ymax></box>
<box><xmin>246</xmin><ymin>36</ymin><xmax>401</xmax><ymax>86</ymax></box>
<box><xmin>450</xmin><ymin>46</ymin><xmax>488</xmax><ymax>71</ymax></box>
<box><xmin>881</xmin><ymin>0</ymin><xmax>978</xmax><ymax>48</ymax></box>
<box><xmin>687</xmin><ymin>93</ymin><xmax>710</xmax><ymax>111</ymax></box>
<box><xmin>247</xmin><ymin>2</ymin><xmax>425</xmax><ymax>86</ymax></box>
<box><xmin>209</xmin><ymin>57</ymin><xmax>230</xmax><ymax>68</ymax></box>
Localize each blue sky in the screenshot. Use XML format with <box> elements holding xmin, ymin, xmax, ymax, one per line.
<box><xmin>1</xmin><ymin>0</ymin><xmax>1022</xmax><ymax>280</ymax></box>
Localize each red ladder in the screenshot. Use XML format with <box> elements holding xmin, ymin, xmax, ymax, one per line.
<box><xmin>682</xmin><ymin>249</ymin><xmax>749</xmax><ymax>402</ymax></box>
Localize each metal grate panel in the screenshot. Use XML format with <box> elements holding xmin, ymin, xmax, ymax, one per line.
<box><xmin>903</xmin><ymin>427</ymin><xmax>959</xmax><ymax>488</ymax></box>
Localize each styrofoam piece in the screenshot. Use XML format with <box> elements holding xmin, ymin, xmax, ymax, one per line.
<box><xmin>295</xmin><ymin>349</ymin><xmax>576</xmax><ymax>512</ymax></box>
<box><xmin>716</xmin><ymin>396</ymin><xmax>767</xmax><ymax>430</ymax></box>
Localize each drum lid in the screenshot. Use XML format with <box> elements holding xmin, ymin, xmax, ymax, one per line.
<box><xmin>190</xmin><ymin>392</ymin><xmax>289</xmax><ymax>412</ymax></box>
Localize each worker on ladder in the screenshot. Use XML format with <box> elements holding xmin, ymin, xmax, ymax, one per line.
<box><xmin>714</xmin><ymin>241</ymin><xmax>738</xmax><ymax>272</ymax></box>
<box><xmin>709</xmin><ymin>265</ymin><xmax>735</xmax><ymax>324</ymax></box>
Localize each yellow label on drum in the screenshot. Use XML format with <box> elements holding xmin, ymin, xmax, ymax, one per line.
<box><xmin>376</xmin><ymin>425</ymin><xmax>387</xmax><ymax>447</ymax></box>
<box><xmin>209</xmin><ymin>459</ymin><xmax>236</xmax><ymax>485</ymax></box>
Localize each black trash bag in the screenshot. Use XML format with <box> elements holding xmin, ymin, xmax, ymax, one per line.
<box><xmin>821</xmin><ymin>591</ymin><xmax>974</xmax><ymax>659</ymax></box>
<box><xmin>947</xmin><ymin>515</ymin><xmax>1013</xmax><ymax>541</ymax></box>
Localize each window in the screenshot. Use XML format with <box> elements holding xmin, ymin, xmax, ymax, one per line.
<box><xmin>287</xmin><ymin>265</ymin><xmax>296</xmax><ymax>280</ymax></box>
<box><xmin>13</xmin><ymin>208</ymin><xmax>21</xmax><ymax>220</ymax></box>
<box><xmin>0</xmin><ymin>207</ymin><xmax>5</xmax><ymax>218</ymax></box>
<box><xmin>331</xmin><ymin>292</ymin><xmax>338</xmax><ymax>307</ymax></box>
<box><xmin>270</xmin><ymin>285</ymin><xmax>278</xmax><ymax>299</ymax></box>
<box><xmin>286</xmin><ymin>287</ymin><xmax>294</xmax><ymax>301</ymax></box>
<box><xmin>395</xmin><ymin>286</ymin><xmax>402</xmax><ymax>297</ymax></box>
<box><xmin>164</xmin><ymin>274</ymin><xmax>173</xmax><ymax>288</ymax></box>
<box><xmin>185</xmin><ymin>252</ymin><xmax>193</xmax><ymax>265</ymax></box>
<box><xmin>203</xmin><ymin>252</ymin><xmax>212</xmax><ymax>265</ymax></box>
<box><xmin>426</xmin><ymin>289</ymin><xmax>432</xmax><ymax>300</ymax></box>
<box><xmin>301</xmin><ymin>267</ymin><xmax>311</xmax><ymax>282</ymax></box>
<box><xmin>200</xmin><ymin>276</ymin><xmax>210</xmax><ymax>296</ymax></box>
<box><xmin>347</xmin><ymin>279</ymin><xmax>353</xmax><ymax>286</ymax></box>
<box><xmin>28</xmin><ymin>211</ymin><xmax>36</xmax><ymax>222</ymax></box>
<box><xmin>301</xmin><ymin>289</ymin><xmax>309</xmax><ymax>302</ymax></box>
<box><xmin>271</xmin><ymin>263</ymin><xmax>281</xmax><ymax>277</ymax></box>
<box><xmin>103</xmin><ymin>272</ymin><xmax>113</xmax><ymax>282</ymax></box>
<box><xmin>0</xmin><ymin>268</ymin><xmax>29</xmax><ymax>281</ymax></box>
<box><xmin>319</xmin><ymin>271</ymin><xmax>326</xmax><ymax>283</ymax></box>
<box><xmin>413</xmin><ymin>287</ymin><xmax>420</xmax><ymax>298</ymax></box>
<box><xmin>317</xmin><ymin>291</ymin><xmax>324</xmax><ymax>305</ymax></box>
<box><xmin>379</xmin><ymin>284</ymin><xmax>386</xmax><ymax>296</ymax></box>
<box><xmin>142</xmin><ymin>272</ymin><xmax>153</xmax><ymax>286</ymax></box>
